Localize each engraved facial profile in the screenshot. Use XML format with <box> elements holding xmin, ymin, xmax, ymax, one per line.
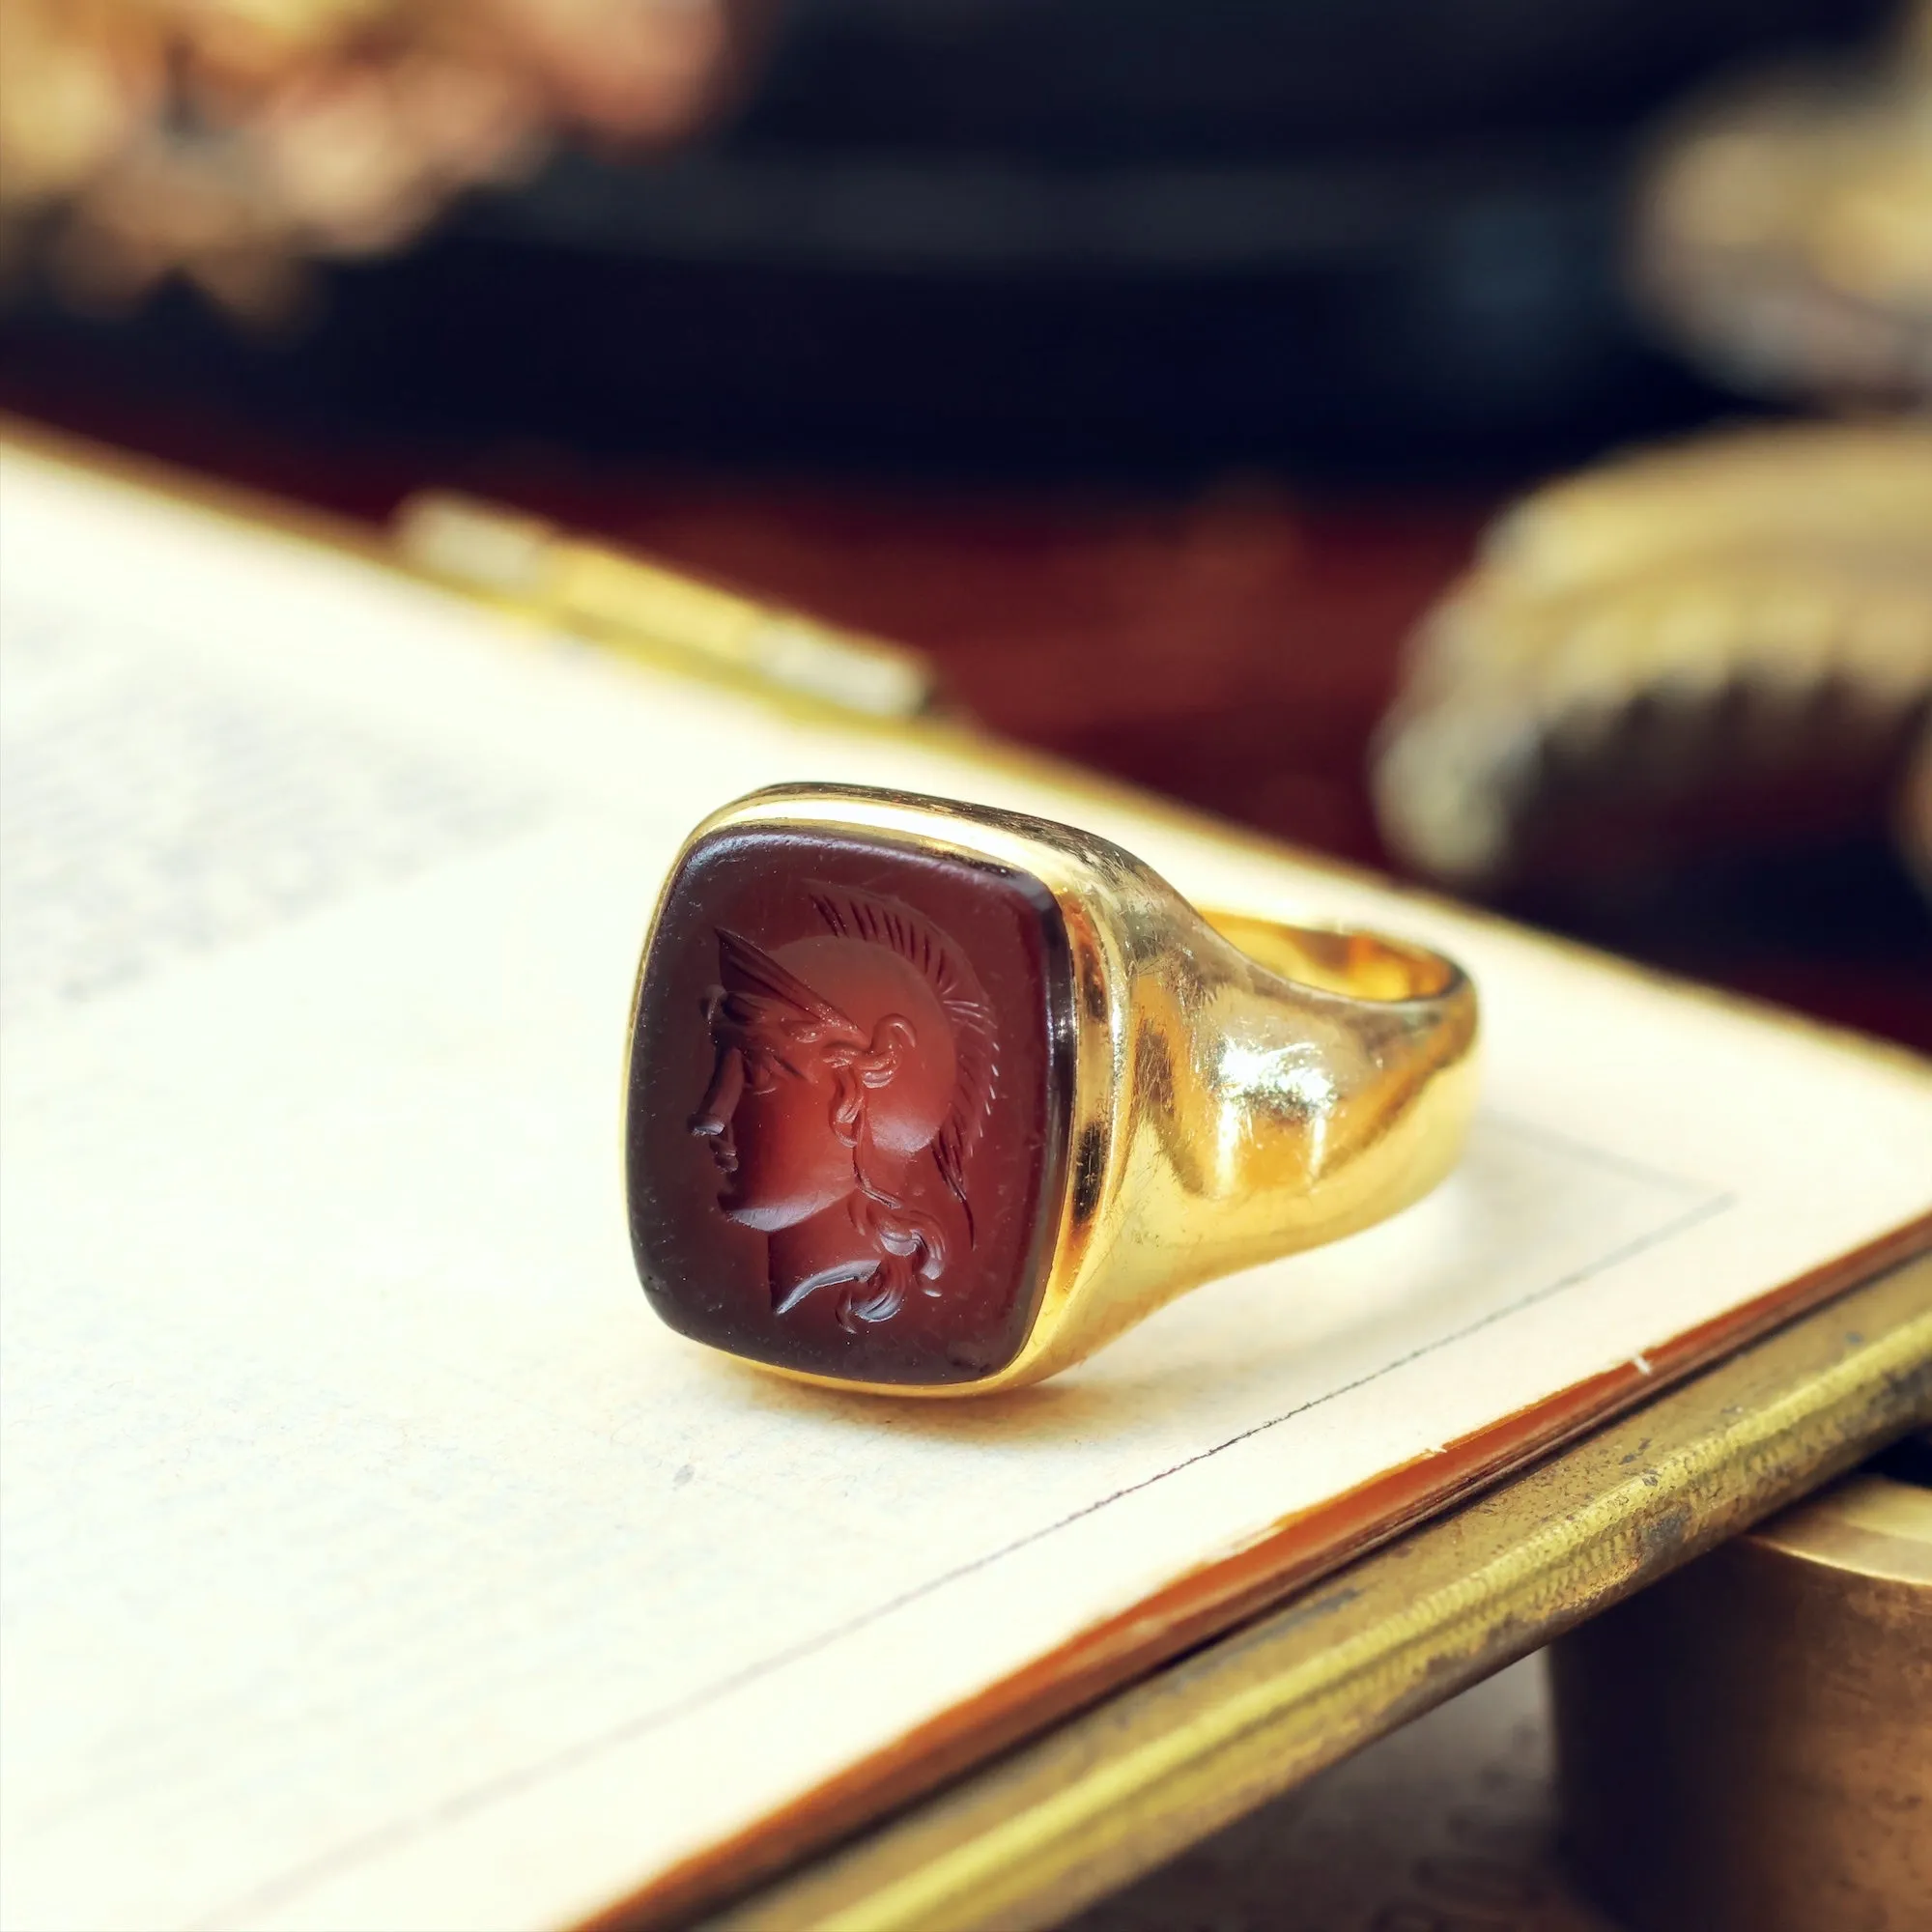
<box><xmin>688</xmin><ymin>888</ymin><xmax>997</xmax><ymax>1332</ymax></box>
<box><xmin>629</xmin><ymin>827</ymin><xmax>1068</xmax><ymax>1384</ymax></box>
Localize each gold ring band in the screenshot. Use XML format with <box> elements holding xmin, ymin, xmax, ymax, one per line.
<box><xmin>623</xmin><ymin>784</ymin><xmax>1479</xmax><ymax>1396</ymax></box>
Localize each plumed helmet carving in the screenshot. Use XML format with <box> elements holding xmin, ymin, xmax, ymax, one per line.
<box><xmin>706</xmin><ymin>887</ymin><xmax>1000</xmax><ymax>1329</ymax></box>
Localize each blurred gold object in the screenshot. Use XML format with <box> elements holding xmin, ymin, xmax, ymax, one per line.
<box><xmin>1635</xmin><ymin>3</ymin><xmax>1932</xmax><ymax>402</ymax></box>
<box><xmin>1373</xmin><ymin>420</ymin><xmax>1932</xmax><ymax>894</ymax></box>
<box><xmin>1551</xmin><ymin>1444</ymin><xmax>1932</xmax><ymax>1932</ymax></box>
<box><xmin>393</xmin><ymin>491</ymin><xmax>941</xmax><ymax>720</ymax></box>
<box><xmin>1904</xmin><ymin>721</ymin><xmax>1932</xmax><ymax>895</ymax></box>
<box><xmin>0</xmin><ymin>0</ymin><xmax>767</xmax><ymax>318</ymax></box>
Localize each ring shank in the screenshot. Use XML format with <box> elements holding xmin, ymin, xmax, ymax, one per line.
<box><xmin>1202</xmin><ymin>910</ymin><xmax>1462</xmax><ymax>1004</ymax></box>
<box><xmin>1031</xmin><ymin>889</ymin><xmax>1481</xmax><ymax>1381</ymax></box>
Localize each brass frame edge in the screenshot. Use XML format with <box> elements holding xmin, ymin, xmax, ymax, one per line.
<box><xmin>695</xmin><ymin>1255</ymin><xmax>1932</xmax><ymax>1932</ymax></box>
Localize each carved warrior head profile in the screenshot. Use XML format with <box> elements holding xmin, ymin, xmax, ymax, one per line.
<box><xmin>688</xmin><ymin>888</ymin><xmax>998</xmax><ymax>1332</ymax></box>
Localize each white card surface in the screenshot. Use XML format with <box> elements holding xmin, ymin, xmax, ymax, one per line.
<box><xmin>3</xmin><ymin>446</ymin><xmax>1927</xmax><ymax>1932</ymax></box>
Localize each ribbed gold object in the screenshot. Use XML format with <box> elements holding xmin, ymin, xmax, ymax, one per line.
<box><xmin>1635</xmin><ymin>2</ymin><xmax>1932</xmax><ymax>402</ymax></box>
<box><xmin>1373</xmin><ymin>420</ymin><xmax>1932</xmax><ymax>895</ymax></box>
<box><xmin>1551</xmin><ymin>1447</ymin><xmax>1932</xmax><ymax>1932</ymax></box>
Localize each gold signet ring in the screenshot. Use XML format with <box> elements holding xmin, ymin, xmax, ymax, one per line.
<box><xmin>624</xmin><ymin>784</ymin><xmax>1480</xmax><ymax>1396</ymax></box>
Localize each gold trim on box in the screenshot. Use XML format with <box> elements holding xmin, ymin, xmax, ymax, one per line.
<box><xmin>677</xmin><ymin>1257</ymin><xmax>1932</xmax><ymax>1932</ymax></box>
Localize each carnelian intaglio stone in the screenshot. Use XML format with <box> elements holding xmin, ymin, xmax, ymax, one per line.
<box><xmin>627</xmin><ymin>826</ymin><xmax>1073</xmax><ymax>1385</ymax></box>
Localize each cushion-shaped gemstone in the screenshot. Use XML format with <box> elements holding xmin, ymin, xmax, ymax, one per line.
<box><xmin>627</xmin><ymin>826</ymin><xmax>1071</xmax><ymax>1385</ymax></box>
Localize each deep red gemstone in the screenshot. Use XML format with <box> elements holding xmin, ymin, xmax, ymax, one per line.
<box><xmin>627</xmin><ymin>826</ymin><xmax>1072</xmax><ymax>1385</ymax></box>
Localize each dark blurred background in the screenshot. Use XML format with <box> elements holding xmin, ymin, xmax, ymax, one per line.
<box><xmin>4</xmin><ymin>0</ymin><xmax>1927</xmax><ymax>1044</ymax></box>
